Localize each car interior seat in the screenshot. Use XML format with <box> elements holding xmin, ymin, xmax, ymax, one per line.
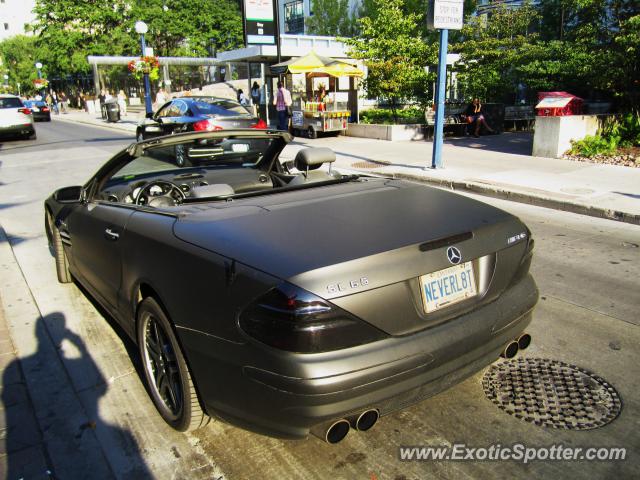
<box><xmin>288</xmin><ymin>147</ymin><xmax>340</xmax><ymax>186</ymax></box>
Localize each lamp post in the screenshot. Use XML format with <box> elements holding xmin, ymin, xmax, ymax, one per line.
<box><xmin>35</xmin><ymin>62</ymin><xmax>44</xmax><ymax>98</ymax></box>
<box><xmin>135</xmin><ymin>21</ymin><xmax>153</xmax><ymax>118</ymax></box>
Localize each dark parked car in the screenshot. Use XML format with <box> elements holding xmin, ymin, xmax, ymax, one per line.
<box><xmin>23</xmin><ymin>100</ymin><xmax>52</xmax><ymax>121</ymax></box>
<box><xmin>45</xmin><ymin>130</ymin><xmax>537</xmax><ymax>443</ymax></box>
<box><xmin>136</xmin><ymin>96</ymin><xmax>266</xmax><ymax>149</ymax></box>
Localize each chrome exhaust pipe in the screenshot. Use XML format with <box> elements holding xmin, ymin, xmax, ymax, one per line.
<box><xmin>501</xmin><ymin>340</ymin><xmax>519</xmax><ymax>359</ymax></box>
<box><xmin>517</xmin><ymin>333</ymin><xmax>532</xmax><ymax>350</ymax></box>
<box><xmin>310</xmin><ymin>419</ymin><xmax>350</xmax><ymax>444</ymax></box>
<box><xmin>353</xmin><ymin>409</ymin><xmax>379</xmax><ymax>431</ymax></box>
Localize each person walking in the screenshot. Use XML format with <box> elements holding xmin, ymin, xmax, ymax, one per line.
<box><xmin>51</xmin><ymin>91</ymin><xmax>59</xmax><ymax>115</ymax></box>
<box><xmin>237</xmin><ymin>89</ymin><xmax>249</xmax><ymax>106</ymax></box>
<box><xmin>98</xmin><ymin>88</ymin><xmax>106</xmax><ymax>118</ymax></box>
<box><xmin>464</xmin><ymin>98</ymin><xmax>495</xmax><ymax>137</ymax></box>
<box><xmin>59</xmin><ymin>91</ymin><xmax>68</xmax><ymax>114</ymax></box>
<box><xmin>117</xmin><ymin>90</ymin><xmax>127</xmax><ymax>116</ymax></box>
<box><xmin>273</xmin><ymin>81</ymin><xmax>292</xmax><ymax>131</ymax></box>
<box><xmin>250</xmin><ymin>81</ymin><xmax>261</xmax><ymax>106</ymax></box>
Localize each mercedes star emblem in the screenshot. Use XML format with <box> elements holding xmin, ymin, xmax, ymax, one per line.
<box><xmin>447</xmin><ymin>246</ymin><xmax>462</xmax><ymax>265</ymax></box>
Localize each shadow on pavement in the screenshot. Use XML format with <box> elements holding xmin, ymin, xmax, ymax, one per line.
<box><xmin>446</xmin><ymin>132</ymin><xmax>534</xmax><ymax>156</ymax></box>
<box><xmin>1</xmin><ymin>312</ymin><xmax>152</xmax><ymax>479</ymax></box>
<box><xmin>614</xmin><ymin>191</ymin><xmax>640</xmax><ymax>199</ymax></box>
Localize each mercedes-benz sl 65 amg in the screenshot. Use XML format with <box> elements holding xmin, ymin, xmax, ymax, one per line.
<box><xmin>45</xmin><ymin>130</ymin><xmax>538</xmax><ymax>443</ymax></box>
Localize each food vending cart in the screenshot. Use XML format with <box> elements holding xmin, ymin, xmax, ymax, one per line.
<box><xmin>271</xmin><ymin>52</ymin><xmax>363</xmax><ymax>138</ymax></box>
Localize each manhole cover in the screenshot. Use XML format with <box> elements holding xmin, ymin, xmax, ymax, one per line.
<box><xmin>482</xmin><ymin>358</ymin><xmax>622</xmax><ymax>430</ymax></box>
<box><xmin>351</xmin><ymin>161</ymin><xmax>386</xmax><ymax>169</ymax></box>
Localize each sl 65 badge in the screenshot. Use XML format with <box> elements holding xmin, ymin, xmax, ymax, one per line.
<box><xmin>327</xmin><ymin>277</ymin><xmax>369</xmax><ymax>294</ymax></box>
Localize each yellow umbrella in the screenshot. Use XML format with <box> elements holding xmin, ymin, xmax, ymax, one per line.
<box><xmin>308</xmin><ymin>61</ymin><xmax>363</xmax><ymax>78</ymax></box>
<box><xmin>271</xmin><ymin>51</ymin><xmax>363</xmax><ymax>77</ymax></box>
<box><xmin>271</xmin><ymin>51</ymin><xmax>338</xmax><ymax>74</ymax></box>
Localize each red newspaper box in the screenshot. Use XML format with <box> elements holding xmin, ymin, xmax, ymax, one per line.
<box><xmin>535</xmin><ymin>92</ymin><xmax>583</xmax><ymax>116</ymax></box>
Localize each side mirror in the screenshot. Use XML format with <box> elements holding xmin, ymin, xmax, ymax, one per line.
<box><xmin>54</xmin><ymin>186</ymin><xmax>83</xmax><ymax>204</ymax></box>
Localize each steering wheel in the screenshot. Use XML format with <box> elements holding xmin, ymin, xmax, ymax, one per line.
<box><xmin>135</xmin><ymin>180</ymin><xmax>186</xmax><ymax>207</ymax></box>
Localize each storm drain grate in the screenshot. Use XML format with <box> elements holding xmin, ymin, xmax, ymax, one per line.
<box><xmin>482</xmin><ymin>358</ymin><xmax>622</xmax><ymax>430</ymax></box>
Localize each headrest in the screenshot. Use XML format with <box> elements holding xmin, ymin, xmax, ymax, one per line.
<box><xmin>294</xmin><ymin>147</ymin><xmax>336</xmax><ymax>171</ymax></box>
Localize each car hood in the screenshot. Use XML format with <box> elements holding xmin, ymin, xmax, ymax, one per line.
<box><xmin>173</xmin><ymin>179</ymin><xmax>525</xmax><ymax>298</ymax></box>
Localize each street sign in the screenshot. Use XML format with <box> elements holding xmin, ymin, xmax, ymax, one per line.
<box><xmin>427</xmin><ymin>0</ymin><xmax>464</xmax><ymax>30</ymax></box>
<box><xmin>243</xmin><ymin>0</ymin><xmax>276</xmax><ymax>45</ymax></box>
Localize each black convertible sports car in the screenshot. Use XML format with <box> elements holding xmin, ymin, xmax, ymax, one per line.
<box><xmin>45</xmin><ymin>130</ymin><xmax>538</xmax><ymax>443</ymax></box>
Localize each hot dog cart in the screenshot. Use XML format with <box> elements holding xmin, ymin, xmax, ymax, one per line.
<box><xmin>271</xmin><ymin>52</ymin><xmax>363</xmax><ymax>138</ymax></box>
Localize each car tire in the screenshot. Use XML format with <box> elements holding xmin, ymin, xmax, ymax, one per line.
<box><xmin>46</xmin><ymin>211</ymin><xmax>72</xmax><ymax>283</ymax></box>
<box><xmin>175</xmin><ymin>144</ymin><xmax>186</xmax><ymax>167</ymax></box>
<box><xmin>137</xmin><ymin>297</ymin><xmax>209</xmax><ymax>432</ymax></box>
<box><xmin>307</xmin><ymin>126</ymin><xmax>317</xmax><ymax>139</ymax></box>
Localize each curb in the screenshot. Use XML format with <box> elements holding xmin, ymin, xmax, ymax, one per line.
<box><xmin>52</xmin><ymin>114</ymin><xmax>137</xmax><ymax>135</ymax></box>
<box><xmin>383</xmin><ymin>172</ymin><xmax>640</xmax><ymax>226</ymax></box>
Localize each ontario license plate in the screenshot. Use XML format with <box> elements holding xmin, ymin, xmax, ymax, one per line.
<box><xmin>420</xmin><ymin>262</ymin><xmax>477</xmax><ymax>313</ymax></box>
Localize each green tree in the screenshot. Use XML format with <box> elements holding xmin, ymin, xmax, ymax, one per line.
<box><xmin>306</xmin><ymin>0</ymin><xmax>358</xmax><ymax>36</ymax></box>
<box><xmin>345</xmin><ymin>0</ymin><xmax>436</xmax><ymax>120</ymax></box>
<box><xmin>453</xmin><ymin>3</ymin><xmax>540</xmax><ymax>102</ymax></box>
<box><xmin>0</xmin><ymin>35</ymin><xmax>43</xmax><ymax>95</ymax></box>
<box><xmin>31</xmin><ymin>0</ymin><xmax>243</xmax><ymax>77</ymax></box>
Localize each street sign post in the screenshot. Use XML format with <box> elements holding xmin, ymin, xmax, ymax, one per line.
<box><xmin>243</xmin><ymin>0</ymin><xmax>276</xmax><ymax>45</ymax></box>
<box><xmin>427</xmin><ymin>0</ymin><xmax>464</xmax><ymax>169</ymax></box>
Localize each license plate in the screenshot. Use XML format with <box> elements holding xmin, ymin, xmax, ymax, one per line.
<box><xmin>420</xmin><ymin>262</ymin><xmax>477</xmax><ymax>313</ymax></box>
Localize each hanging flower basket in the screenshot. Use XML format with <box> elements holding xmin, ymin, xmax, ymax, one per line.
<box><xmin>33</xmin><ymin>78</ymin><xmax>49</xmax><ymax>89</ymax></box>
<box><xmin>128</xmin><ymin>56</ymin><xmax>160</xmax><ymax>81</ymax></box>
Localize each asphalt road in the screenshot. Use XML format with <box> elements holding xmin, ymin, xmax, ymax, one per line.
<box><xmin>0</xmin><ymin>120</ymin><xmax>638</xmax><ymax>479</ymax></box>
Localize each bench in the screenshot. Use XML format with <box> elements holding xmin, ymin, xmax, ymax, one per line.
<box><xmin>425</xmin><ymin>105</ymin><xmax>468</xmax><ymax>137</ymax></box>
<box><xmin>504</xmin><ymin>106</ymin><xmax>535</xmax><ymax>131</ymax></box>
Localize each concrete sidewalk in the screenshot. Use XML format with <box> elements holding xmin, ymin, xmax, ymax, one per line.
<box><xmin>54</xmin><ymin>110</ymin><xmax>640</xmax><ymax>225</ymax></box>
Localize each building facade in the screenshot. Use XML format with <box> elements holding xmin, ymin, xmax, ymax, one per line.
<box><xmin>0</xmin><ymin>0</ymin><xmax>36</xmax><ymax>40</ymax></box>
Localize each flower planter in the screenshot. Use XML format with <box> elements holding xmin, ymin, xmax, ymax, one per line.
<box><xmin>346</xmin><ymin>123</ymin><xmax>426</xmax><ymax>141</ymax></box>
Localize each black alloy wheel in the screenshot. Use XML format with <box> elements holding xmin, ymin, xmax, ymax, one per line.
<box><xmin>46</xmin><ymin>211</ymin><xmax>71</xmax><ymax>283</ymax></box>
<box><xmin>137</xmin><ymin>297</ymin><xmax>209</xmax><ymax>431</ymax></box>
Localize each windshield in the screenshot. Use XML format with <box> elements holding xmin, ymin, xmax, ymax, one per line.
<box><xmin>191</xmin><ymin>99</ymin><xmax>252</xmax><ymax>117</ymax></box>
<box><xmin>0</xmin><ymin>98</ymin><xmax>23</xmax><ymax>109</ymax></box>
<box><xmin>110</xmin><ymin>136</ymin><xmax>275</xmax><ymax>181</ymax></box>
<box><xmin>24</xmin><ymin>100</ymin><xmax>47</xmax><ymax>107</ymax></box>
<box><xmin>96</xmin><ymin>132</ymin><xmax>347</xmax><ymax>207</ymax></box>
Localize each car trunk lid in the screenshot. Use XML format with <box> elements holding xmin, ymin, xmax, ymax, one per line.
<box><xmin>173</xmin><ymin>179</ymin><xmax>530</xmax><ymax>334</ymax></box>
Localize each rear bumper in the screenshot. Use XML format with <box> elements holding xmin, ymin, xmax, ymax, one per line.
<box><xmin>0</xmin><ymin>124</ymin><xmax>35</xmax><ymax>136</ymax></box>
<box><xmin>180</xmin><ymin>273</ymin><xmax>538</xmax><ymax>439</ymax></box>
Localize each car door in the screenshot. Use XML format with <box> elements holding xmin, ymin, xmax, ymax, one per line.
<box><xmin>143</xmin><ymin>102</ymin><xmax>172</xmax><ymax>139</ymax></box>
<box><xmin>66</xmin><ymin>201</ymin><xmax>135</xmax><ymax>311</ymax></box>
<box><xmin>160</xmin><ymin>99</ymin><xmax>192</xmax><ymax>135</ymax></box>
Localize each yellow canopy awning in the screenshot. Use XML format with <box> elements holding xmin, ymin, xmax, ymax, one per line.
<box><xmin>271</xmin><ymin>51</ymin><xmax>364</xmax><ymax>77</ymax></box>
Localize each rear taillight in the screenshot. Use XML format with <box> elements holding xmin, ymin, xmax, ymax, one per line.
<box><xmin>239</xmin><ymin>283</ymin><xmax>387</xmax><ymax>353</ymax></box>
<box><xmin>250</xmin><ymin>118</ymin><xmax>267</xmax><ymax>129</ymax></box>
<box><xmin>193</xmin><ymin>119</ymin><xmax>223</xmax><ymax>131</ymax></box>
<box><xmin>42</xmin><ymin>107</ymin><xmax>50</xmax><ymax>112</ymax></box>
<box><xmin>18</xmin><ymin>108</ymin><xmax>32</xmax><ymax>115</ymax></box>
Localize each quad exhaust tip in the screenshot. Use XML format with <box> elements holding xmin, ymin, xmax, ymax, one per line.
<box><xmin>501</xmin><ymin>333</ymin><xmax>532</xmax><ymax>359</ymax></box>
<box><xmin>501</xmin><ymin>340</ymin><xmax>519</xmax><ymax>359</ymax></box>
<box><xmin>313</xmin><ymin>409</ymin><xmax>380</xmax><ymax>443</ymax></box>
<box><xmin>314</xmin><ymin>419</ymin><xmax>350</xmax><ymax>444</ymax></box>
<box><xmin>517</xmin><ymin>333</ymin><xmax>532</xmax><ymax>350</ymax></box>
<box><xmin>348</xmin><ymin>409</ymin><xmax>380</xmax><ymax>432</ymax></box>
